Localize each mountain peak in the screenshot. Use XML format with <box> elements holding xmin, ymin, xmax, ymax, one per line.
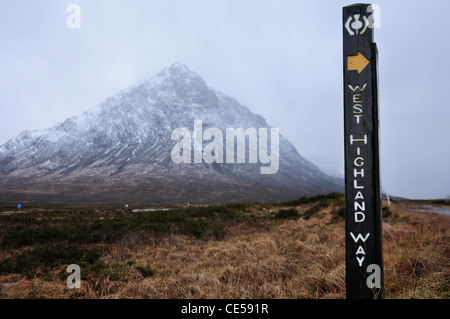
<box><xmin>159</xmin><ymin>62</ymin><xmax>197</xmax><ymax>79</ymax></box>
<box><xmin>0</xmin><ymin>62</ymin><xmax>343</xmax><ymax>204</ymax></box>
<box><xmin>151</xmin><ymin>62</ymin><xmax>210</xmax><ymax>104</ymax></box>
<box><xmin>168</xmin><ymin>62</ymin><xmax>191</xmax><ymax>72</ymax></box>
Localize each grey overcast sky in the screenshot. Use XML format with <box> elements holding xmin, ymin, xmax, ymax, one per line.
<box><xmin>0</xmin><ymin>0</ymin><xmax>449</xmax><ymax>199</ymax></box>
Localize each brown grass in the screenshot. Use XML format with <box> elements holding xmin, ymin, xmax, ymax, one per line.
<box><xmin>0</xmin><ymin>199</ymin><xmax>448</xmax><ymax>299</ymax></box>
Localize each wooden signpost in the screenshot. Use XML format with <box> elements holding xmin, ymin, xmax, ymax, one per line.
<box><xmin>343</xmin><ymin>4</ymin><xmax>384</xmax><ymax>299</ymax></box>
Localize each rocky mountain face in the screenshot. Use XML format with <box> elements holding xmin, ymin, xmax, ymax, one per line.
<box><xmin>0</xmin><ymin>63</ymin><xmax>342</xmax><ymax>204</ymax></box>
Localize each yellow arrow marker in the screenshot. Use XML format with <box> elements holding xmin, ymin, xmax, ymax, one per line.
<box><xmin>347</xmin><ymin>52</ymin><xmax>369</xmax><ymax>74</ymax></box>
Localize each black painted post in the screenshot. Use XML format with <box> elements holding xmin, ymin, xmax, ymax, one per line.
<box><xmin>343</xmin><ymin>4</ymin><xmax>383</xmax><ymax>299</ymax></box>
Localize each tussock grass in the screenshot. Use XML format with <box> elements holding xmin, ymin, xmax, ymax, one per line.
<box><xmin>0</xmin><ymin>195</ymin><xmax>448</xmax><ymax>299</ymax></box>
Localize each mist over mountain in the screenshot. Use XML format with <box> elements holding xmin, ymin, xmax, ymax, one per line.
<box><xmin>0</xmin><ymin>63</ymin><xmax>342</xmax><ymax>204</ymax></box>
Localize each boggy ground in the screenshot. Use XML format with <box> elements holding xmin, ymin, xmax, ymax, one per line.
<box><xmin>0</xmin><ymin>193</ymin><xmax>448</xmax><ymax>299</ymax></box>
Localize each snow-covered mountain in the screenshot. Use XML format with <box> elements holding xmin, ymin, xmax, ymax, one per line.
<box><xmin>0</xmin><ymin>63</ymin><xmax>342</xmax><ymax>204</ymax></box>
